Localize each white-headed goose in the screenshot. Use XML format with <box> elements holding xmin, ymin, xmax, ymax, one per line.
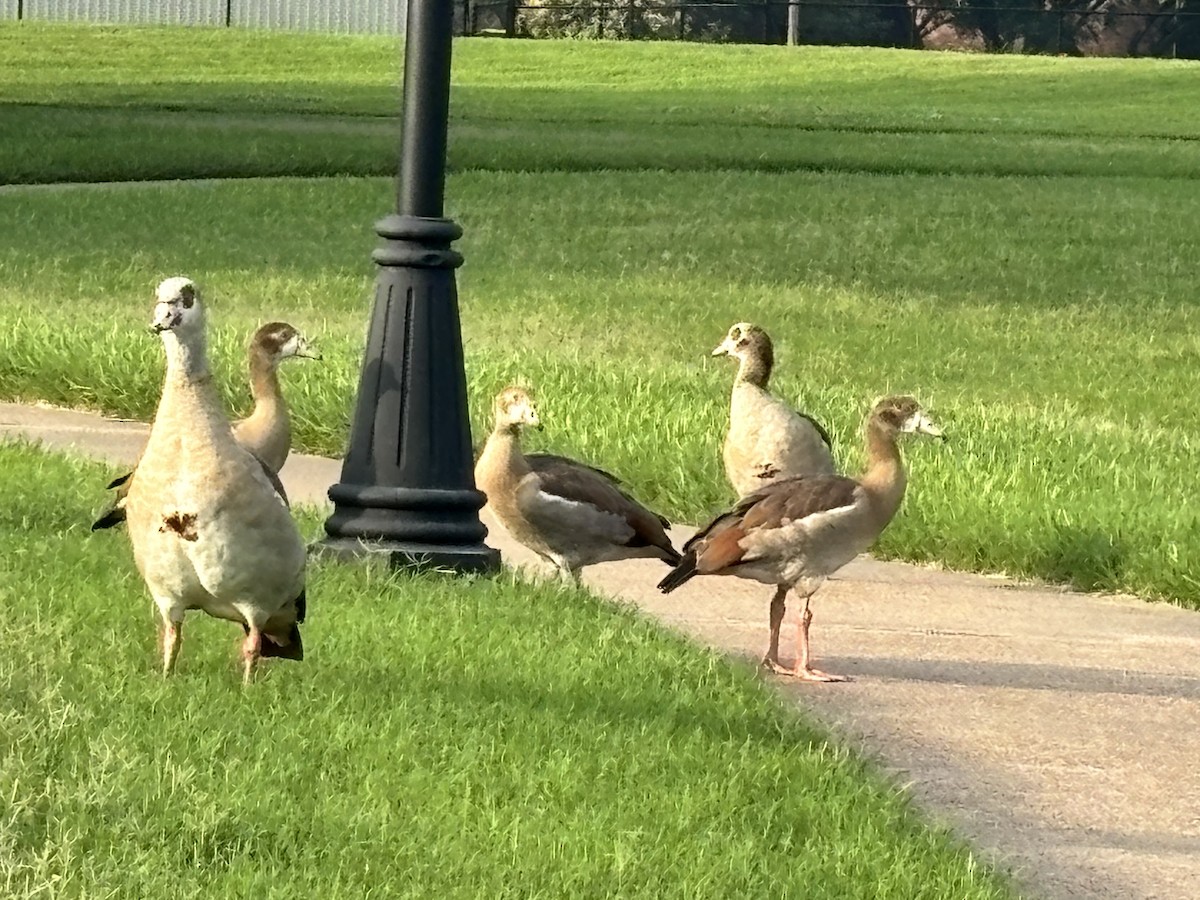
<box><xmin>475</xmin><ymin>386</ymin><xmax>681</xmax><ymax>582</ymax></box>
<box><xmin>91</xmin><ymin>320</ymin><xmax>318</xmax><ymax>530</ymax></box>
<box><xmin>713</xmin><ymin>322</ymin><xmax>835</xmax><ymax>498</ymax></box>
<box><xmin>658</xmin><ymin>395</ymin><xmax>944</xmax><ymax>682</ymax></box>
<box><xmin>123</xmin><ymin>277</ymin><xmax>307</xmax><ymax>684</ymax></box>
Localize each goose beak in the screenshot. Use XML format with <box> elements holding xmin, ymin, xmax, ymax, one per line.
<box><xmin>295</xmin><ymin>337</ymin><xmax>322</xmax><ymax>360</ymax></box>
<box><xmin>917</xmin><ymin>416</ymin><xmax>947</xmax><ymax>441</ymax></box>
<box><xmin>902</xmin><ymin>410</ymin><xmax>946</xmax><ymax>441</ymax></box>
<box><xmin>148</xmin><ymin>305</ymin><xmax>180</xmax><ymax>334</ymax></box>
<box><xmin>711</xmin><ymin>338</ymin><xmax>734</xmax><ymax>357</ymax></box>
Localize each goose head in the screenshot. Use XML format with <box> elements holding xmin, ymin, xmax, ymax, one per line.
<box><xmin>712</xmin><ymin>322</ymin><xmax>773</xmax><ymax>363</ymax></box>
<box><xmin>712</xmin><ymin>322</ymin><xmax>775</xmax><ymax>388</ymax></box>
<box><xmin>149</xmin><ymin>276</ymin><xmax>204</xmax><ymax>338</ymax></box>
<box><xmin>252</xmin><ymin>322</ymin><xmax>322</xmax><ymax>366</ymax></box>
<box><xmin>493</xmin><ymin>386</ymin><xmax>541</xmax><ymax>434</ymax></box>
<box><xmin>870</xmin><ymin>395</ymin><xmax>946</xmax><ymax>441</ymax></box>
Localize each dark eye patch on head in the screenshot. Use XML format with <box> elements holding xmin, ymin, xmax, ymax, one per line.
<box><xmin>179</xmin><ymin>284</ymin><xmax>195</xmax><ymax>309</ymax></box>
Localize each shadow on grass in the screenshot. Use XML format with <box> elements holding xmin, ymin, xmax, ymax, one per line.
<box><xmin>1040</xmin><ymin>525</ymin><xmax>1127</xmax><ymax>595</ymax></box>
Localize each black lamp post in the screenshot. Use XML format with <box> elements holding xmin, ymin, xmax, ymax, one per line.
<box><xmin>320</xmin><ymin>0</ymin><xmax>500</xmax><ymax>574</ymax></box>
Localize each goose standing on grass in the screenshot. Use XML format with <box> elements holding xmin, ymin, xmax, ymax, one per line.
<box><xmin>713</xmin><ymin>322</ymin><xmax>835</xmax><ymax>498</ymax></box>
<box><xmin>658</xmin><ymin>396</ymin><xmax>944</xmax><ymax>682</ymax></box>
<box><xmin>92</xmin><ymin>321</ymin><xmax>319</xmax><ymax>530</ymax></box>
<box><xmin>475</xmin><ymin>386</ymin><xmax>681</xmax><ymax>583</ymax></box>
<box><xmin>123</xmin><ymin>277</ymin><xmax>307</xmax><ymax>684</ymax></box>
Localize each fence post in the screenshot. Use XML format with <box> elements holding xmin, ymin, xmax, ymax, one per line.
<box><xmin>225</xmin><ymin>0</ymin><xmax>232</xmax><ymax>27</ymax></box>
<box><xmin>909</xmin><ymin>4</ymin><xmax>917</xmax><ymax>48</ymax></box>
<box><xmin>598</xmin><ymin>0</ymin><xmax>606</xmax><ymax>38</ymax></box>
<box><xmin>761</xmin><ymin>0</ymin><xmax>769</xmax><ymax>43</ymax></box>
<box><xmin>1055</xmin><ymin>9</ymin><xmax>1064</xmax><ymax>53</ymax></box>
<box><xmin>677</xmin><ymin>3</ymin><xmax>686</xmax><ymax>38</ymax></box>
<box><xmin>787</xmin><ymin>0</ymin><xmax>799</xmax><ymax>44</ymax></box>
<box><xmin>506</xmin><ymin>0</ymin><xmax>516</xmax><ymax>35</ymax></box>
<box><xmin>626</xmin><ymin>0</ymin><xmax>634</xmax><ymax>37</ymax></box>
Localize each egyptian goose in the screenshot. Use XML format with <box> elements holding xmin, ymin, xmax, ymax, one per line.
<box><xmin>91</xmin><ymin>321</ymin><xmax>318</xmax><ymax>530</ymax></box>
<box><xmin>123</xmin><ymin>277</ymin><xmax>308</xmax><ymax>684</ymax></box>
<box><xmin>474</xmin><ymin>386</ymin><xmax>681</xmax><ymax>582</ymax></box>
<box><xmin>713</xmin><ymin>322</ymin><xmax>835</xmax><ymax>498</ymax></box>
<box><xmin>231</xmin><ymin>321</ymin><xmax>320</xmax><ymax>471</ymax></box>
<box><xmin>658</xmin><ymin>395</ymin><xmax>944</xmax><ymax>682</ymax></box>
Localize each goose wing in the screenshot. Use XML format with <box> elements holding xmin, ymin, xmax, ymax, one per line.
<box><xmin>520</xmin><ymin>455</ymin><xmax>678</xmax><ymax>559</ymax></box>
<box><xmin>674</xmin><ymin>475</ymin><xmax>860</xmax><ymax>579</ymax></box>
<box><xmin>529</xmin><ymin>452</ymin><xmax>627</xmax><ymax>488</ymax></box>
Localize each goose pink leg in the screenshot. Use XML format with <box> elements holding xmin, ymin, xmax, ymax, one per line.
<box><xmin>762</xmin><ymin>585</ymin><xmax>790</xmax><ymax>674</ymax></box>
<box><xmin>241</xmin><ymin>625</ymin><xmax>262</xmax><ymax>685</ymax></box>
<box><xmin>791</xmin><ymin>593</ymin><xmax>848</xmax><ymax>683</ymax></box>
<box><xmin>162</xmin><ymin>620</ymin><xmax>182</xmax><ymax>676</ymax></box>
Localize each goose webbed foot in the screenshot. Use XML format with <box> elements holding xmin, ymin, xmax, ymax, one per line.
<box><xmin>790</xmin><ymin>665</ymin><xmax>850</xmax><ymax>683</ymax></box>
<box><xmin>761</xmin><ymin>656</ymin><xmax>791</xmax><ymax>675</ymax></box>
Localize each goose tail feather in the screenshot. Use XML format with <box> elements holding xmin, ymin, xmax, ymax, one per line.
<box><xmin>657</xmin><ymin>552</ymin><xmax>698</xmax><ymax>593</ymax></box>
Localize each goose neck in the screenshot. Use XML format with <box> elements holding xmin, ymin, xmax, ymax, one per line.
<box><xmin>479</xmin><ymin>426</ymin><xmax>531</xmax><ymax>487</ymax></box>
<box><xmin>248</xmin><ymin>347</ymin><xmax>284</xmax><ymax>414</ymax></box>
<box><xmin>735</xmin><ymin>351</ymin><xmax>771</xmax><ymax>389</ymax></box>
<box><xmin>162</xmin><ymin>331</ymin><xmax>211</xmax><ymax>384</ymax></box>
<box><xmin>859</xmin><ymin>419</ymin><xmax>907</xmax><ymax>521</ymax></box>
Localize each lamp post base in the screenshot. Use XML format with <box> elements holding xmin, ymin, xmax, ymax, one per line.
<box><xmin>319</xmin><ymin>214</ymin><xmax>500</xmax><ymax>577</ymax></box>
<box><xmin>314</xmin><ymin>536</ymin><xmax>501</xmax><ymax>574</ymax></box>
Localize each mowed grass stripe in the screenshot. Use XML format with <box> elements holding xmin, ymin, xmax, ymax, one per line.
<box><xmin>3</xmin><ymin>104</ymin><xmax>1199</xmax><ymax>185</ymax></box>
<box><xmin>0</xmin><ymin>442</ymin><xmax>1014</xmax><ymax>898</ymax></box>
<box><xmin>3</xmin><ymin>23</ymin><xmax>1199</xmax><ymax>138</ymax></box>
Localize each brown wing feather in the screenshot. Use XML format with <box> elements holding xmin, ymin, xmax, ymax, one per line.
<box><xmin>532</xmin><ymin>454</ymin><xmax>679</xmax><ymax>561</ymax></box>
<box><xmin>737</xmin><ymin>475</ymin><xmax>858</xmax><ymax>530</ymax></box>
<box><xmin>681</xmin><ymin>475</ymin><xmax>859</xmax><ymax>577</ymax></box>
<box><xmin>529</xmin><ymin>452</ymin><xmax>626</xmax><ymax>488</ymax></box>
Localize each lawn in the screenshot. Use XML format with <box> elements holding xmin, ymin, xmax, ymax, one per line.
<box><xmin>0</xmin><ymin>441</ymin><xmax>1014</xmax><ymax>898</ymax></box>
<box><xmin>2</xmin><ymin>24</ymin><xmax>1200</xmax><ymax>182</ymax></box>
<box><xmin>0</xmin><ymin>21</ymin><xmax>1198</xmax><ymax>614</ymax></box>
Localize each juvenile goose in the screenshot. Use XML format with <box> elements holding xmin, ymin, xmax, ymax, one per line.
<box><xmin>230</xmin><ymin>321</ymin><xmax>321</xmax><ymax>472</ymax></box>
<box><xmin>713</xmin><ymin>322</ymin><xmax>835</xmax><ymax>498</ymax></box>
<box><xmin>123</xmin><ymin>277</ymin><xmax>307</xmax><ymax>684</ymax></box>
<box><xmin>658</xmin><ymin>395</ymin><xmax>944</xmax><ymax>682</ymax></box>
<box><xmin>92</xmin><ymin>321</ymin><xmax>318</xmax><ymax>530</ymax></box>
<box><xmin>475</xmin><ymin>386</ymin><xmax>681</xmax><ymax>582</ymax></box>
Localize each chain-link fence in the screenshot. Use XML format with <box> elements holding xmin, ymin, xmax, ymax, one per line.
<box><xmin>463</xmin><ymin>0</ymin><xmax>1200</xmax><ymax>57</ymax></box>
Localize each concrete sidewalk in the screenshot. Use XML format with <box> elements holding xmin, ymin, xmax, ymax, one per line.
<box><xmin>3</xmin><ymin>400</ymin><xmax>1199</xmax><ymax>900</ymax></box>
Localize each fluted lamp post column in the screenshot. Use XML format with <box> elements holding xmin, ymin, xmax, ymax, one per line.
<box><xmin>320</xmin><ymin>0</ymin><xmax>500</xmax><ymax>574</ymax></box>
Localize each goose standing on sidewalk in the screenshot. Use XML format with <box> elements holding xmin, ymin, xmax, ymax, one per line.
<box><xmin>713</xmin><ymin>322</ymin><xmax>835</xmax><ymax>497</ymax></box>
<box><xmin>475</xmin><ymin>386</ymin><xmax>681</xmax><ymax>583</ymax></box>
<box><xmin>658</xmin><ymin>396</ymin><xmax>944</xmax><ymax>682</ymax></box>
<box><xmin>92</xmin><ymin>321</ymin><xmax>319</xmax><ymax>530</ymax></box>
<box><xmin>123</xmin><ymin>277</ymin><xmax>307</xmax><ymax>684</ymax></box>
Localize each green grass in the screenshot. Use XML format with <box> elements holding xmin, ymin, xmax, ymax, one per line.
<box><xmin>3</xmin><ymin>169</ymin><xmax>1200</xmax><ymax>604</ymax></box>
<box><xmin>2</xmin><ymin>23</ymin><xmax>1200</xmax><ymax>182</ymax></box>
<box><xmin>0</xmin><ymin>441</ymin><xmax>1013</xmax><ymax>898</ymax></box>
<box><xmin>0</xmin><ymin>22</ymin><xmax>1199</xmax><ymax>610</ymax></box>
